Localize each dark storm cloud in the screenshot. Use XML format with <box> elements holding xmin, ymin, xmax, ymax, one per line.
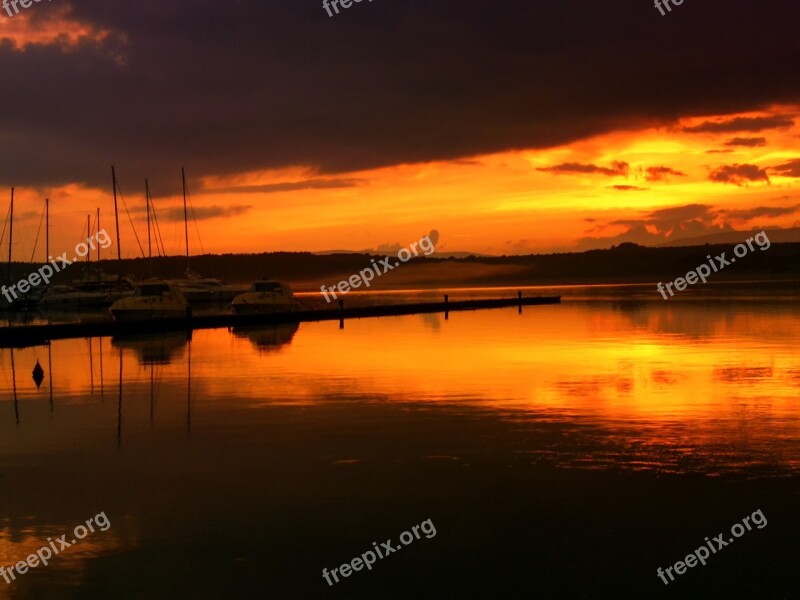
<box><xmin>0</xmin><ymin>0</ymin><xmax>798</xmax><ymax>189</ymax></box>
<box><xmin>771</xmin><ymin>158</ymin><xmax>800</xmax><ymax>177</ymax></box>
<box><xmin>724</xmin><ymin>137</ymin><xmax>767</xmax><ymax>147</ymax></box>
<box><xmin>684</xmin><ymin>115</ymin><xmax>794</xmax><ymax>134</ymax></box>
<box><xmin>708</xmin><ymin>164</ymin><xmax>770</xmax><ymax>186</ymax></box>
<box><xmin>538</xmin><ymin>161</ymin><xmax>629</xmax><ymax>177</ymax></box>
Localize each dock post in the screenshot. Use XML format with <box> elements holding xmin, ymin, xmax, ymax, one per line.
<box><xmin>339</xmin><ymin>299</ymin><xmax>344</xmax><ymax>329</ymax></box>
<box><xmin>518</xmin><ymin>290</ymin><xmax>522</xmax><ymax>314</ymax></box>
<box><xmin>444</xmin><ymin>294</ymin><xmax>449</xmax><ymax>320</ymax></box>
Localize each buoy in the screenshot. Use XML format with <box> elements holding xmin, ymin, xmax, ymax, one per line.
<box><xmin>32</xmin><ymin>360</ymin><xmax>45</xmax><ymax>390</ymax></box>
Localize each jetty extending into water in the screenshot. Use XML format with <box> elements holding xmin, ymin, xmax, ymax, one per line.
<box><xmin>0</xmin><ymin>294</ymin><xmax>559</xmax><ymax>348</ymax></box>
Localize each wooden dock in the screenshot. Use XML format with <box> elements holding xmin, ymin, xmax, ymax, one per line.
<box><xmin>0</xmin><ymin>294</ymin><xmax>560</xmax><ymax>348</ymax></box>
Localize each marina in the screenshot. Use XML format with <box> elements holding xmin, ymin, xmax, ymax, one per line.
<box><xmin>2</xmin><ymin>3</ymin><xmax>797</xmax><ymax>596</ymax></box>
<box><xmin>0</xmin><ymin>293</ymin><xmax>560</xmax><ymax>347</ymax></box>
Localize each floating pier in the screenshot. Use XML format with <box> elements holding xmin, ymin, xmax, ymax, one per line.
<box><xmin>0</xmin><ymin>294</ymin><xmax>560</xmax><ymax>348</ymax></box>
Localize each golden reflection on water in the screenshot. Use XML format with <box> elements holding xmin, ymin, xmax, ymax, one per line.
<box><xmin>1</xmin><ymin>301</ymin><xmax>799</xmax><ymax>476</ymax></box>
<box><xmin>0</xmin><ymin>524</ymin><xmax>124</xmax><ymax>593</ymax></box>
<box><xmin>0</xmin><ymin>298</ymin><xmax>799</xmax><ymax>595</ymax></box>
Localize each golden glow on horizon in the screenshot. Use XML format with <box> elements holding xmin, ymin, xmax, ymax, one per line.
<box><xmin>3</xmin><ymin>105</ymin><xmax>799</xmax><ymax>258</ymax></box>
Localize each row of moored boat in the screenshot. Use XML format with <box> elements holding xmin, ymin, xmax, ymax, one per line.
<box><xmin>2</xmin><ymin>272</ymin><xmax>299</xmax><ymax>321</ymax></box>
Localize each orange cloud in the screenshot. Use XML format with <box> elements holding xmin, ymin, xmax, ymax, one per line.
<box><xmin>0</xmin><ymin>5</ymin><xmax>121</xmax><ymax>52</ymax></box>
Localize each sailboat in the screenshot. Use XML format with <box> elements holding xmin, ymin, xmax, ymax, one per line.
<box><xmin>38</xmin><ymin>168</ymin><xmax>139</xmax><ymax>311</ymax></box>
<box><xmin>169</xmin><ymin>168</ymin><xmax>244</xmax><ymax>304</ymax></box>
<box><xmin>38</xmin><ymin>200</ymin><xmax>134</xmax><ymax>309</ymax></box>
<box><xmin>0</xmin><ymin>187</ymin><xmax>37</xmax><ymax>312</ymax></box>
<box><xmin>0</xmin><ymin>187</ymin><xmax>14</xmax><ymax>311</ymax></box>
<box><xmin>109</xmin><ymin>178</ymin><xmax>191</xmax><ymax>321</ymax></box>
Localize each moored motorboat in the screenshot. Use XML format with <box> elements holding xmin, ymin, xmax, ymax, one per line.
<box><xmin>171</xmin><ymin>270</ymin><xmax>245</xmax><ymax>304</ymax></box>
<box><xmin>109</xmin><ymin>280</ymin><xmax>191</xmax><ymax>321</ymax></box>
<box><xmin>230</xmin><ymin>279</ymin><xmax>299</xmax><ymax>314</ymax></box>
<box><xmin>38</xmin><ymin>276</ymin><xmax>135</xmax><ymax>310</ymax></box>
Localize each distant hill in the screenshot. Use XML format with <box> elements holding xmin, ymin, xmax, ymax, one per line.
<box><xmin>314</xmin><ymin>250</ymin><xmax>491</xmax><ymax>259</ymax></box>
<box><xmin>3</xmin><ymin>241</ymin><xmax>798</xmax><ymax>291</ymax></box>
<box><xmin>657</xmin><ymin>227</ymin><xmax>800</xmax><ymax>247</ymax></box>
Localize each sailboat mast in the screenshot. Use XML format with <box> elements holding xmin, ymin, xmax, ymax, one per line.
<box><xmin>97</xmin><ymin>208</ymin><xmax>101</xmax><ymax>266</ymax></box>
<box><xmin>45</xmin><ymin>198</ymin><xmax>49</xmax><ymax>261</ymax></box>
<box><xmin>182</xmin><ymin>167</ymin><xmax>189</xmax><ymax>269</ymax></box>
<box><xmin>111</xmin><ymin>166</ymin><xmax>122</xmax><ymax>263</ymax></box>
<box><xmin>87</xmin><ymin>214</ymin><xmax>91</xmax><ymax>265</ymax></box>
<box><xmin>8</xmin><ymin>187</ymin><xmax>13</xmax><ymax>281</ymax></box>
<box><xmin>145</xmin><ymin>179</ymin><xmax>152</xmax><ymax>277</ymax></box>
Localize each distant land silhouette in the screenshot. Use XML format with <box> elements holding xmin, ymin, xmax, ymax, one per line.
<box><xmin>4</xmin><ymin>239</ymin><xmax>798</xmax><ymax>291</ymax></box>
<box><xmin>314</xmin><ymin>250</ymin><xmax>490</xmax><ymax>259</ymax></box>
<box><xmin>657</xmin><ymin>227</ymin><xmax>800</xmax><ymax>247</ymax></box>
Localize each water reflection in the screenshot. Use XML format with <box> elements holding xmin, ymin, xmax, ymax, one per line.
<box><xmin>0</xmin><ymin>297</ymin><xmax>799</xmax><ymax>595</ymax></box>
<box><xmin>230</xmin><ymin>323</ymin><xmax>299</xmax><ymax>352</ymax></box>
<box><xmin>111</xmin><ymin>332</ymin><xmax>190</xmax><ymax>365</ymax></box>
<box><xmin>0</xmin><ymin>523</ymin><xmax>124</xmax><ymax>592</ymax></box>
<box><xmin>0</xmin><ymin>301</ymin><xmax>797</xmax><ymax>476</ymax></box>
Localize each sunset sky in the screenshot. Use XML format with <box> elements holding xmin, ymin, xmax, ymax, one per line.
<box><xmin>1</xmin><ymin>1</ymin><xmax>798</xmax><ymax>259</ymax></box>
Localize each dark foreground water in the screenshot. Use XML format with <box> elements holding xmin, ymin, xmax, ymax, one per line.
<box><xmin>1</xmin><ymin>283</ymin><xmax>799</xmax><ymax>599</ymax></box>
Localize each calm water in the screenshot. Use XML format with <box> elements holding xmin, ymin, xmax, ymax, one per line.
<box><xmin>1</xmin><ymin>283</ymin><xmax>799</xmax><ymax>599</ymax></box>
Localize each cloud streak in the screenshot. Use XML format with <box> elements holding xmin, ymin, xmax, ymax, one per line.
<box><xmin>724</xmin><ymin>137</ymin><xmax>767</xmax><ymax>147</ymax></box>
<box><xmin>771</xmin><ymin>158</ymin><xmax>800</xmax><ymax>177</ymax></box>
<box><xmin>684</xmin><ymin>115</ymin><xmax>794</xmax><ymax>134</ymax></box>
<box><xmin>708</xmin><ymin>164</ymin><xmax>770</xmax><ymax>186</ymax></box>
<box><xmin>575</xmin><ymin>200</ymin><xmax>800</xmax><ymax>249</ymax></box>
<box><xmin>644</xmin><ymin>166</ymin><xmax>686</xmax><ymax>181</ymax></box>
<box><xmin>203</xmin><ymin>178</ymin><xmax>365</xmax><ymax>195</ymax></box>
<box><xmin>158</xmin><ymin>205</ymin><xmax>253</xmax><ymax>222</ymax></box>
<box><xmin>610</xmin><ymin>185</ymin><xmax>646</xmax><ymax>191</ymax></box>
<box><xmin>538</xmin><ymin>161</ymin><xmax>629</xmax><ymax>177</ymax></box>
<box><xmin>719</xmin><ymin>204</ymin><xmax>800</xmax><ymax>220</ymax></box>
